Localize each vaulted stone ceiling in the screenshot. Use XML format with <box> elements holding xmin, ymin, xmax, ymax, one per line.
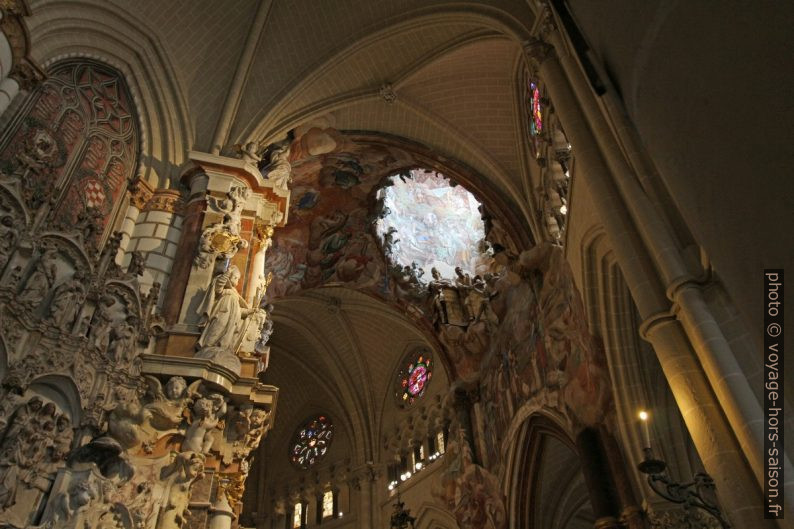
<box><xmin>253</xmin><ymin>286</ymin><xmax>450</xmax><ymax>488</ymax></box>
<box><xmin>23</xmin><ymin>0</ymin><xmax>538</xmax><ymax>226</ymax></box>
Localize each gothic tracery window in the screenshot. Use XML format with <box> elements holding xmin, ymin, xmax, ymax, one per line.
<box><xmin>289</xmin><ymin>415</ymin><xmax>334</xmax><ymax>469</ymax></box>
<box><xmin>0</xmin><ymin>60</ymin><xmax>139</xmax><ymax>244</ymax></box>
<box><xmin>528</xmin><ymin>79</ymin><xmax>543</xmax><ymax>137</ymax></box>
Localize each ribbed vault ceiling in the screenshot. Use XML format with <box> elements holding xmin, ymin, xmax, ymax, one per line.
<box><xmin>24</xmin><ymin>0</ymin><xmax>537</xmax><ymax>221</ymax></box>
<box><xmin>256</xmin><ymin>287</ymin><xmax>449</xmax><ymax>483</ymax></box>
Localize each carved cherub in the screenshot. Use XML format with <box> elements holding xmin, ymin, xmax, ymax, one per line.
<box><xmin>182</xmin><ymin>394</ymin><xmax>227</xmax><ymax>454</ymax></box>
<box><xmin>142</xmin><ymin>376</ymin><xmax>201</xmax><ymax>431</ymax></box>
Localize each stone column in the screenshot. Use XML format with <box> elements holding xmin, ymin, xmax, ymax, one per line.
<box><xmin>545</xmin><ymin>19</ymin><xmax>789</xmax><ymax>506</ymax></box>
<box><xmin>116</xmin><ymin>177</ymin><xmax>153</xmax><ymax>261</ymax></box>
<box><xmin>525</xmin><ymin>39</ymin><xmax>771</xmax><ymax>528</ymax></box>
<box><xmin>208</xmin><ymin>488</ymin><xmax>234</xmax><ymax>529</ymax></box>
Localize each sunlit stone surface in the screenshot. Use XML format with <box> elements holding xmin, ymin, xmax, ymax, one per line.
<box><xmin>376</xmin><ymin>169</ymin><xmax>487</xmax><ymax>279</ymax></box>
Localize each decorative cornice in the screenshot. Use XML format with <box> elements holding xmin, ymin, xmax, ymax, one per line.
<box><xmin>144</xmin><ymin>188</ymin><xmax>183</xmax><ymax>213</ymax></box>
<box><xmin>127</xmin><ymin>177</ymin><xmax>154</xmax><ymax>210</ymax></box>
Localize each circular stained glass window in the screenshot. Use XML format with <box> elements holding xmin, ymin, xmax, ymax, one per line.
<box><xmin>395</xmin><ymin>351</ymin><xmax>433</xmax><ymax>407</ymax></box>
<box><xmin>289</xmin><ymin>415</ymin><xmax>334</xmax><ymax>469</ymax></box>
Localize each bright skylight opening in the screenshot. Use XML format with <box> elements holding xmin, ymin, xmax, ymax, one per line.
<box><xmin>376</xmin><ymin>169</ymin><xmax>488</xmax><ymax>279</ymax></box>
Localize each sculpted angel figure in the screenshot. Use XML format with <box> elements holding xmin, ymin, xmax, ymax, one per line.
<box><xmin>211</xmin><ymin>185</ymin><xmax>249</xmax><ymax>237</ymax></box>
<box><xmin>159</xmin><ymin>451</ymin><xmax>205</xmax><ymax>529</ymax></box>
<box><xmin>197</xmin><ymin>265</ymin><xmax>262</xmax><ymax>352</ymax></box>
<box><xmin>182</xmin><ymin>394</ymin><xmax>226</xmax><ymax>454</ymax></box>
<box><xmin>142</xmin><ymin>376</ymin><xmax>201</xmax><ymax>431</ymax></box>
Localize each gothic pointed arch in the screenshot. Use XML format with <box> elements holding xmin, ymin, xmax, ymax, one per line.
<box><xmin>0</xmin><ymin>59</ymin><xmax>140</xmax><ymax>244</ymax></box>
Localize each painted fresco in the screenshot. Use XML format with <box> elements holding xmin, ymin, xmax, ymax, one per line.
<box><xmin>266</xmin><ymin>127</ymin><xmax>426</xmax><ymax>302</ymax></box>
<box><xmin>434</xmin><ymin>244</ymin><xmax>611</xmax><ymax>529</ymax></box>
<box><xmin>264</xmin><ymin>128</ymin><xmax>610</xmax><ymax>529</ymax></box>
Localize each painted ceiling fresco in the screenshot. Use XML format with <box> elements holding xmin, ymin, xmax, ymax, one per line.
<box><xmin>264</xmin><ymin>127</ymin><xmax>492</xmax><ymax>305</ymax></box>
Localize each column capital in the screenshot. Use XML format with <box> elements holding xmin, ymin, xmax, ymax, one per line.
<box><xmin>127</xmin><ymin>176</ymin><xmax>154</xmax><ymax>210</ymax></box>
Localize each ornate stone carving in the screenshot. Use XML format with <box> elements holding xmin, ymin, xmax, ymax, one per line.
<box><xmin>195</xmin><ymin>265</ymin><xmax>265</xmax><ymax>373</ymax></box>
<box><xmin>194</xmin><ymin>186</ymin><xmax>250</xmax><ymax>269</ymax></box>
<box><xmin>0</xmin><ymin>398</ymin><xmax>74</xmax><ymax>527</ymax></box>
<box><xmin>261</xmin><ymin>141</ymin><xmax>292</xmax><ymax>189</ymax></box>
<box><xmin>18</xmin><ymin>245</ymin><xmax>58</xmax><ymax>310</ymax></box>
<box><xmin>183</xmin><ymin>394</ymin><xmax>226</xmax><ymax>454</ymax></box>
<box><xmin>379</xmin><ymin>83</ymin><xmax>397</xmax><ymax>104</ymax></box>
<box><xmin>144</xmin><ymin>189</ymin><xmax>182</xmax><ymax>213</ymax></box>
<box><xmin>128</xmin><ymin>177</ymin><xmax>154</xmax><ymax>211</ymax></box>
<box><xmin>7</xmin><ymin>59</ymin><xmax>45</xmax><ymax>91</ymax></box>
<box><xmin>0</xmin><ymin>214</ymin><xmax>19</xmax><ymax>273</ymax></box>
<box><xmin>48</xmin><ymin>270</ymin><xmax>88</xmax><ymax>331</ymax></box>
<box><xmin>523</xmin><ymin>37</ymin><xmax>555</xmax><ymax>69</ymax></box>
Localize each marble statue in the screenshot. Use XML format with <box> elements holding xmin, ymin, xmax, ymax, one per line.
<box><xmin>263</xmin><ymin>141</ymin><xmax>292</xmax><ymax>189</ymax></box>
<box><xmin>197</xmin><ymin>265</ymin><xmax>263</xmax><ymax>353</ymax></box>
<box><xmin>18</xmin><ymin>246</ymin><xmax>58</xmax><ymax>309</ymax></box>
<box><xmin>90</xmin><ymin>295</ymin><xmax>116</xmax><ymax>352</ymax></box>
<box><xmin>49</xmin><ymin>270</ymin><xmax>88</xmax><ymax>331</ymax></box>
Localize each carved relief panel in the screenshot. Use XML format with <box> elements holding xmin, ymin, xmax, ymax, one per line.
<box><xmin>0</xmin><ymin>60</ymin><xmax>139</xmax><ymax>245</ymax></box>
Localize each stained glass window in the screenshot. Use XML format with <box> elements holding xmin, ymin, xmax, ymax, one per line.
<box><xmin>528</xmin><ymin>79</ymin><xmax>543</xmax><ymax>136</ymax></box>
<box><xmin>292</xmin><ymin>502</ymin><xmax>302</xmax><ymax>528</ymax></box>
<box><xmin>289</xmin><ymin>415</ymin><xmax>334</xmax><ymax>469</ymax></box>
<box><xmin>375</xmin><ymin>169</ymin><xmax>488</xmax><ymax>280</ymax></box>
<box><xmin>322</xmin><ymin>490</ymin><xmax>334</xmax><ymax>518</ymax></box>
<box><xmin>395</xmin><ymin>351</ymin><xmax>433</xmax><ymax>407</ymax></box>
<box><xmin>436</xmin><ymin>431</ymin><xmax>446</xmax><ymax>455</ymax></box>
